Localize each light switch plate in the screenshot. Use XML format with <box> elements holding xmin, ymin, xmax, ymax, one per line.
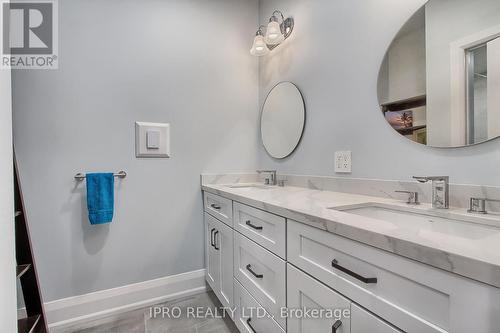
<box><xmin>146</xmin><ymin>130</ymin><xmax>160</xmax><ymax>149</ymax></box>
<box><xmin>135</xmin><ymin>122</ymin><xmax>170</xmax><ymax>158</ymax></box>
<box><xmin>335</xmin><ymin>151</ymin><xmax>352</xmax><ymax>173</ymax></box>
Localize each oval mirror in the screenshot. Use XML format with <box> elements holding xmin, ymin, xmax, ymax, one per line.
<box><xmin>377</xmin><ymin>0</ymin><xmax>500</xmax><ymax>148</ymax></box>
<box><xmin>261</xmin><ymin>82</ymin><xmax>306</xmax><ymax>159</ymax></box>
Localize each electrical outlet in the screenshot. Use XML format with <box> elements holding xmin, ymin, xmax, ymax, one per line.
<box><xmin>335</xmin><ymin>151</ymin><xmax>352</xmax><ymax>173</ymax></box>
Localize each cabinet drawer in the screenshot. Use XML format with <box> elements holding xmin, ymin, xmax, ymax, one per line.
<box><xmin>233</xmin><ymin>279</ymin><xmax>285</xmax><ymax>333</ymax></box>
<box><xmin>234</xmin><ymin>232</ymin><xmax>286</xmax><ymax>329</ymax></box>
<box><xmin>287</xmin><ymin>220</ymin><xmax>447</xmax><ymax>333</ymax></box>
<box><xmin>287</xmin><ymin>264</ymin><xmax>351</xmax><ymax>333</ymax></box>
<box><xmin>204</xmin><ymin>192</ymin><xmax>232</xmax><ymax>226</ymax></box>
<box><xmin>351</xmin><ymin>304</ymin><xmax>402</xmax><ymax>333</ymax></box>
<box><xmin>233</xmin><ymin>202</ymin><xmax>286</xmax><ymax>259</ymax></box>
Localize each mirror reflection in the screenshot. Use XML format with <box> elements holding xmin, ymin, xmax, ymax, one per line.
<box><xmin>377</xmin><ymin>0</ymin><xmax>500</xmax><ymax>148</ymax></box>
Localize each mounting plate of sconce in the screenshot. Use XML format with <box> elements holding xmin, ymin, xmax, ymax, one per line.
<box><xmin>250</xmin><ymin>10</ymin><xmax>294</xmax><ymax>56</ymax></box>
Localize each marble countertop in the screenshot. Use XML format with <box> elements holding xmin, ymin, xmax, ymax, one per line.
<box><xmin>202</xmin><ymin>183</ymin><xmax>500</xmax><ymax>289</ymax></box>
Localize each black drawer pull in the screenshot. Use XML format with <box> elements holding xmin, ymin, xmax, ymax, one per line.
<box><xmin>246</xmin><ymin>318</ymin><xmax>258</xmax><ymax>333</ymax></box>
<box><xmin>246</xmin><ymin>264</ymin><xmax>263</xmax><ymax>279</ymax></box>
<box><xmin>245</xmin><ymin>220</ymin><xmax>263</xmax><ymax>230</ymax></box>
<box><xmin>210</xmin><ymin>228</ymin><xmax>216</xmax><ymax>248</ymax></box>
<box><xmin>214</xmin><ymin>231</ymin><xmax>219</xmax><ymax>250</ymax></box>
<box><xmin>332</xmin><ymin>320</ymin><xmax>342</xmax><ymax>333</ymax></box>
<box><xmin>331</xmin><ymin>259</ymin><xmax>377</xmax><ymax>284</ymax></box>
<box><xmin>210</xmin><ymin>204</ymin><xmax>221</xmax><ymax>210</ymax></box>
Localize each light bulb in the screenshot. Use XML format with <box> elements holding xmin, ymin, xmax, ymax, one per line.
<box><xmin>250</xmin><ymin>34</ymin><xmax>269</xmax><ymax>56</ymax></box>
<box><xmin>265</xmin><ymin>19</ymin><xmax>284</xmax><ymax>45</ymax></box>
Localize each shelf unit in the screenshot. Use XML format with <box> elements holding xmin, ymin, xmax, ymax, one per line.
<box><xmin>396</xmin><ymin>125</ymin><xmax>427</xmax><ymax>136</ymax></box>
<box><xmin>15</xmin><ymin>159</ymin><xmax>48</xmax><ymax>333</ymax></box>
<box><xmin>18</xmin><ymin>315</ymin><xmax>41</xmax><ymax>333</ymax></box>
<box><xmin>16</xmin><ymin>264</ymin><xmax>31</xmax><ymax>279</ymax></box>
<box><xmin>380</xmin><ymin>94</ymin><xmax>426</xmax><ymax>113</ymax></box>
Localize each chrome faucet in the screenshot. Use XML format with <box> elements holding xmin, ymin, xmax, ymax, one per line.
<box><xmin>257</xmin><ymin>170</ymin><xmax>277</xmax><ymax>186</ymax></box>
<box><xmin>413</xmin><ymin>176</ymin><xmax>449</xmax><ymax>209</ymax></box>
<box><xmin>468</xmin><ymin>198</ymin><xmax>500</xmax><ymax>214</ymax></box>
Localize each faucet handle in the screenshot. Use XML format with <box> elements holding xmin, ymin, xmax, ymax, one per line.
<box><xmin>468</xmin><ymin>198</ymin><xmax>500</xmax><ymax>214</ymax></box>
<box><xmin>277</xmin><ymin>179</ymin><xmax>287</xmax><ymax>187</ymax></box>
<box><xmin>395</xmin><ymin>191</ymin><xmax>420</xmax><ymax>205</ymax></box>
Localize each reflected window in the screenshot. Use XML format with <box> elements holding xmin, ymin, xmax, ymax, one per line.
<box><xmin>466</xmin><ymin>43</ymin><xmax>488</xmax><ymax>144</ymax></box>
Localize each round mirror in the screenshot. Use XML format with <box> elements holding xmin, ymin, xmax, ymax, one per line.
<box><xmin>377</xmin><ymin>0</ymin><xmax>500</xmax><ymax>148</ymax></box>
<box><xmin>261</xmin><ymin>82</ymin><xmax>306</xmax><ymax>158</ymax></box>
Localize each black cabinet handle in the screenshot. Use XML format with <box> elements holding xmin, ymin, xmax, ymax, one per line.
<box><xmin>210</xmin><ymin>228</ymin><xmax>216</xmax><ymax>247</ymax></box>
<box><xmin>246</xmin><ymin>318</ymin><xmax>258</xmax><ymax>333</ymax></box>
<box><xmin>246</xmin><ymin>264</ymin><xmax>263</xmax><ymax>279</ymax></box>
<box><xmin>332</xmin><ymin>320</ymin><xmax>342</xmax><ymax>333</ymax></box>
<box><xmin>245</xmin><ymin>220</ymin><xmax>263</xmax><ymax>230</ymax></box>
<box><xmin>214</xmin><ymin>231</ymin><xmax>219</xmax><ymax>250</ymax></box>
<box><xmin>211</xmin><ymin>204</ymin><xmax>221</xmax><ymax>210</ymax></box>
<box><xmin>331</xmin><ymin>259</ymin><xmax>377</xmax><ymax>284</ymax></box>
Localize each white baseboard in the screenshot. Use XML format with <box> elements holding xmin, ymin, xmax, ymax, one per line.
<box><xmin>46</xmin><ymin>269</ymin><xmax>207</xmax><ymax>332</ymax></box>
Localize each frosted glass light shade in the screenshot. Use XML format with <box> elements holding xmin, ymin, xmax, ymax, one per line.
<box><xmin>250</xmin><ymin>35</ymin><xmax>269</xmax><ymax>56</ymax></box>
<box><xmin>265</xmin><ymin>20</ymin><xmax>284</xmax><ymax>45</ymax></box>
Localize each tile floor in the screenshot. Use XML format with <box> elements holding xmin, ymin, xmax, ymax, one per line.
<box><xmin>58</xmin><ymin>291</ymin><xmax>239</xmax><ymax>333</ymax></box>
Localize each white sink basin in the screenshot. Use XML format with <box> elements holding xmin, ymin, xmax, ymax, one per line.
<box><xmin>226</xmin><ymin>184</ymin><xmax>271</xmax><ymax>190</ymax></box>
<box><xmin>331</xmin><ymin>203</ymin><xmax>500</xmax><ymax>241</ymax></box>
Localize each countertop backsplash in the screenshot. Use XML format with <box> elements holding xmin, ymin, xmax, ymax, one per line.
<box><xmin>201</xmin><ymin>173</ymin><xmax>500</xmax><ymax>211</ymax></box>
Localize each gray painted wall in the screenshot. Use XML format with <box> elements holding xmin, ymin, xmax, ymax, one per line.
<box><xmin>13</xmin><ymin>0</ymin><xmax>259</xmax><ymax>302</ymax></box>
<box><xmin>13</xmin><ymin>0</ymin><xmax>500</xmax><ymax>306</ymax></box>
<box><xmin>258</xmin><ymin>0</ymin><xmax>500</xmax><ymax>186</ymax></box>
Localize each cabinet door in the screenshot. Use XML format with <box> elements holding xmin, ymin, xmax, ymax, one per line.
<box><xmin>351</xmin><ymin>304</ymin><xmax>402</xmax><ymax>333</ymax></box>
<box><xmin>205</xmin><ymin>213</ymin><xmax>220</xmax><ymax>292</ymax></box>
<box><xmin>217</xmin><ymin>219</ymin><xmax>234</xmax><ymax>308</ymax></box>
<box><xmin>287</xmin><ymin>264</ymin><xmax>351</xmax><ymax>333</ymax></box>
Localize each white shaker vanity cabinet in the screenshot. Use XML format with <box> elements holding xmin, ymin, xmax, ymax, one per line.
<box><xmin>288</xmin><ymin>219</ymin><xmax>500</xmax><ymax>333</ymax></box>
<box><xmin>204</xmin><ymin>192</ymin><xmax>287</xmax><ymax>331</ymax></box>
<box><xmin>202</xmin><ymin>188</ymin><xmax>500</xmax><ymax>333</ymax></box>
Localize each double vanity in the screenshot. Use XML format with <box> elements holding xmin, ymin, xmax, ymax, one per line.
<box><xmin>199</xmin><ymin>0</ymin><xmax>500</xmax><ymax>331</ymax></box>
<box><xmin>201</xmin><ymin>174</ymin><xmax>500</xmax><ymax>333</ymax></box>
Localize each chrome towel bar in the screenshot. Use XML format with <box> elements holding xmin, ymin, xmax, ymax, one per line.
<box><xmin>74</xmin><ymin>171</ymin><xmax>127</xmax><ymax>181</ymax></box>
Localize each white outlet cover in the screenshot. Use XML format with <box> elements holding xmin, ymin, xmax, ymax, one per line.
<box><xmin>135</xmin><ymin>122</ymin><xmax>170</xmax><ymax>158</ymax></box>
<box><xmin>335</xmin><ymin>151</ymin><xmax>352</xmax><ymax>173</ymax></box>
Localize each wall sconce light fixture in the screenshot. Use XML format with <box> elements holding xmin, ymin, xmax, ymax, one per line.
<box><xmin>250</xmin><ymin>10</ymin><xmax>294</xmax><ymax>56</ymax></box>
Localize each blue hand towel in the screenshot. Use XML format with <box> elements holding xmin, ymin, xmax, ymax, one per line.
<box><xmin>86</xmin><ymin>173</ymin><xmax>114</xmax><ymax>225</ymax></box>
